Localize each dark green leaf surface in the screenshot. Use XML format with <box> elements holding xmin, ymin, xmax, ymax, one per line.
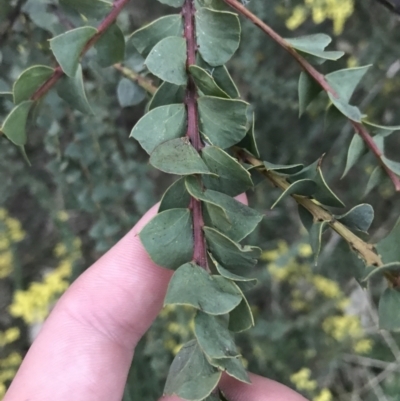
<box><xmin>363</xmin><ymin>121</ymin><xmax>400</xmax><ymax>138</ymax></box>
<box><xmin>59</xmin><ymin>0</ymin><xmax>112</xmax><ymax>18</ymax></box>
<box><xmin>117</xmin><ymin>78</ymin><xmax>146</xmax><ymax>107</ymax></box>
<box><xmin>379</xmin><ymin>288</ymin><xmax>400</xmax><ymax>331</ymax></box>
<box><xmin>264</xmin><ymin>161</ymin><xmax>304</xmax><ymax>175</ymax></box>
<box><xmin>145</xmin><ymin>37</ymin><xmax>187</xmax><ymax>85</ymax></box>
<box><xmin>309</xmin><ymin>221</ymin><xmax>328</xmax><ymax>262</ymax></box>
<box><xmin>298</xmin><ymin>205</ymin><xmax>314</xmax><ymax>232</ymax></box>
<box><xmin>202</xmin><ymin>146</ymin><xmax>253</xmax><ymax>196</ymax></box>
<box><xmin>298</xmin><ymin>71</ymin><xmax>322</xmax><ymax>116</ymax></box>
<box><xmin>342</xmin><ymin>134</ymin><xmax>367</xmax><ymax>178</ymax></box>
<box><xmin>13</xmin><ymin>65</ymin><xmax>54</xmax><ymax>104</ymax></box>
<box><xmin>382</xmin><ymin>156</ymin><xmax>400</xmax><ymax>176</ymax></box>
<box><xmin>164</xmin><ymin>263</ymin><xmax>243</xmax><ymax>314</ymax></box>
<box><xmin>196</xmin><ymin>8</ymin><xmax>241</xmax><ymax>67</ymax></box>
<box><xmin>130</xmin><ymin>104</ymin><xmax>186</xmax><ymax>154</ymax></box>
<box><xmin>189</xmin><ymin>65</ymin><xmax>229</xmax><ymax>98</ymax></box>
<box><xmin>164</xmin><ymin>340</ymin><xmax>221</xmax><ymax>401</ymax></box>
<box><xmin>335</xmin><ymin>204</ymin><xmax>374</xmax><ymax>233</ymax></box>
<box><xmin>56</xmin><ymin>65</ymin><xmax>93</xmax><ymax>115</ymax></box>
<box><xmin>237</xmin><ymin>112</ymin><xmax>260</xmax><ymax>158</ymax></box>
<box><xmin>228</xmin><ymin>296</ymin><xmax>254</xmax><ymax>333</ymax></box>
<box><xmin>362</xmin><ymin>263</ymin><xmax>400</xmax><ymax>282</ymax></box>
<box><xmin>271</xmin><ymin>179</ymin><xmax>317</xmax><ymax>209</ymax></box>
<box><xmin>158</xmin><ymin>0</ymin><xmax>185</xmax><ymax>7</ymax></box>
<box><xmin>50</xmin><ymin>27</ymin><xmax>97</xmax><ymax>77</ymax></box>
<box><xmin>159</xmin><ymin>178</ymin><xmax>191</xmax><ymax>212</ymax></box>
<box><xmin>0</xmin><ymin>101</ymin><xmax>33</xmax><ymax>146</ymax></box>
<box><xmin>195</xmin><ymin>0</ymin><xmax>231</xmax><ymax>10</ymax></box>
<box><xmin>150</xmin><ymin>138</ymin><xmax>212</xmax><ymax>175</ymax></box>
<box><xmin>376</xmin><ymin>218</ymin><xmax>400</xmax><ymax>264</ymax></box>
<box><xmin>95</xmin><ymin>24</ymin><xmax>125</xmax><ymax>67</ymax></box>
<box><xmin>130</xmin><ymin>15</ymin><xmax>183</xmax><ymax>57</ymax></box>
<box><xmin>208</xmin><ymin>356</ymin><xmax>250</xmax><ymax>383</ymax></box>
<box><xmin>194</xmin><ymin>311</ymin><xmax>239</xmax><ymax>359</ymax></box>
<box><xmin>148</xmin><ymin>82</ymin><xmax>185</xmax><ymax>110</ymax></box>
<box><xmin>364</xmin><ymin>166</ymin><xmax>385</xmax><ymax>196</ymax></box>
<box><xmin>198</xmin><ymin>96</ymin><xmax>249</xmax><ymax>148</ymax></box>
<box><xmin>140</xmin><ymin>209</ymin><xmax>193</xmax><ymax>270</ymax></box>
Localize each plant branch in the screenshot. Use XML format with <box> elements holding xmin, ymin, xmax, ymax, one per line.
<box><xmin>239</xmin><ymin>150</ymin><xmax>400</xmax><ymax>287</ymax></box>
<box><xmin>183</xmin><ymin>0</ymin><xmax>207</xmax><ymax>270</ymax></box>
<box><xmin>113</xmin><ymin>63</ymin><xmax>157</xmax><ymax>95</ymax></box>
<box><xmin>222</xmin><ymin>0</ymin><xmax>400</xmax><ymax>191</ymax></box>
<box><xmin>0</xmin><ymin>0</ymin><xmax>25</xmax><ymax>45</ymax></box>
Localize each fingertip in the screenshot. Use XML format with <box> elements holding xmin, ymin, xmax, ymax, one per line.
<box><xmin>234</xmin><ymin>193</ymin><xmax>248</xmax><ymax>205</ymax></box>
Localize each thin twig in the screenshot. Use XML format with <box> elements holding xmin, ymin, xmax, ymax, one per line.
<box><xmin>113</xmin><ymin>64</ymin><xmax>157</xmax><ymax>95</ymax></box>
<box><xmin>0</xmin><ymin>0</ymin><xmax>25</xmax><ymax>45</ymax></box>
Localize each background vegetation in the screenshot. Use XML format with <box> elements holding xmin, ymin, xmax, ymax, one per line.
<box><xmin>1</xmin><ymin>0</ymin><xmax>400</xmax><ymax>400</ymax></box>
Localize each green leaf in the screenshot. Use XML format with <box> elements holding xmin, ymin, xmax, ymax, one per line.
<box><xmin>150</xmin><ymin>138</ymin><xmax>212</xmax><ymax>175</ymax></box>
<box><xmin>194</xmin><ymin>311</ymin><xmax>239</xmax><ymax>359</ymax></box>
<box><xmin>382</xmin><ymin>156</ymin><xmax>400</xmax><ymax>176</ymax></box>
<box><xmin>298</xmin><ymin>205</ymin><xmax>314</xmax><ymax>232</ymax></box>
<box><xmin>185</xmin><ymin>176</ymin><xmax>263</xmax><ymax>242</ymax></box>
<box><xmin>56</xmin><ymin>65</ymin><xmax>93</xmax><ymax>115</ymax></box>
<box><xmin>164</xmin><ymin>340</ymin><xmax>221</xmax><ymax>401</ymax></box>
<box><xmin>189</xmin><ymin>65</ymin><xmax>230</xmax><ymax>98</ymax></box>
<box><xmin>214</xmin><ymin>260</ymin><xmax>257</xmax><ymax>283</ymax></box>
<box><xmin>263</xmin><ymin>161</ymin><xmax>304</xmax><ymax>175</ymax></box>
<box><xmin>363</xmin><ymin>121</ymin><xmax>400</xmax><ymax>138</ymax></box>
<box><xmin>285</xmin><ymin>34</ymin><xmax>344</xmax><ymax>62</ymax></box>
<box><xmin>195</xmin><ymin>0</ymin><xmax>231</xmax><ymax>11</ymax></box>
<box><xmin>379</xmin><ymin>288</ymin><xmax>400</xmax><ymax>331</ymax></box>
<box><xmin>13</xmin><ymin>66</ymin><xmax>54</xmax><ymax>104</ymax></box>
<box><xmin>208</xmin><ymin>357</ymin><xmax>250</xmax><ymax>383</ymax></box>
<box><xmin>95</xmin><ymin>24</ymin><xmax>125</xmax><ymax>67</ymax></box>
<box><xmin>327</xmin><ymin>94</ymin><xmax>363</xmax><ymax>122</ymax></box>
<box><xmin>0</xmin><ymin>101</ymin><xmax>33</xmax><ymax>146</ymax></box>
<box><xmin>145</xmin><ymin>37</ymin><xmax>187</xmax><ymax>85</ymax></box>
<box><xmin>309</xmin><ymin>221</ymin><xmax>328</xmax><ymax>263</ymax></box>
<box><xmin>298</xmin><ymin>71</ymin><xmax>322</xmax><ymax>116</ymax></box>
<box><xmin>364</xmin><ymin>166</ymin><xmax>385</xmax><ymax>196</ymax></box>
<box><xmin>204</xmin><ymin>227</ymin><xmax>260</xmax><ymax>274</ymax></box>
<box><xmin>159</xmin><ymin>177</ymin><xmax>191</xmax><ymax>212</ymax></box>
<box><xmin>202</xmin><ymin>146</ymin><xmax>253</xmax><ymax>196</ymax></box>
<box><xmin>165</xmin><ymin>263</ymin><xmax>242</xmax><ymax>314</ymax></box>
<box><xmin>362</xmin><ymin>263</ymin><xmax>400</xmax><ymax>282</ymax></box>
<box><xmin>196</xmin><ymin>8</ymin><xmax>241</xmax><ymax>67</ymax></box>
<box><xmin>237</xmin><ymin>112</ymin><xmax>260</xmax><ymax>158</ymax></box>
<box><xmin>198</xmin><ymin>96</ymin><xmax>249</xmax><ymax>148</ymax></box>
<box><xmin>148</xmin><ymin>82</ymin><xmax>185</xmax><ymax>110</ymax></box>
<box><xmin>228</xmin><ymin>296</ymin><xmax>254</xmax><ymax>333</ymax></box>
<box><xmin>335</xmin><ymin>204</ymin><xmax>374</xmax><ymax>233</ymax></box>
<box><xmin>271</xmin><ymin>179</ymin><xmax>317</xmax><ymax>209</ymax></box>
<box><xmin>139</xmin><ymin>209</ymin><xmax>193</xmax><ymax>270</ymax></box>
<box><xmin>50</xmin><ymin>27</ymin><xmax>97</xmax><ymax>77</ymax></box>
<box><xmin>342</xmin><ymin>134</ymin><xmax>367</xmax><ymax>178</ymax></box>
<box><xmin>130</xmin><ymin>104</ymin><xmax>186</xmax><ymax>154</ymax></box>
<box><xmin>129</xmin><ymin>15</ymin><xmax>183</xmax><ymax>57</ymax></box>
<box><xmin>117</xmin><ymin>78</ymin><xmax>146</xmax><ymax>107</ymax></box>
<box><xmin>158</xmin><ymin>0</ymin><xmax>185</xmax><ymax>7</ymax></box>
<box><xmin>376</xmin><ymin>218</ymin><xmax>400</xmax><ymax>264</ymax></box>
<box><xmin>59</xmin><ymin>0</ymin><xmax>112</xmax><ymax>18</ymax></box>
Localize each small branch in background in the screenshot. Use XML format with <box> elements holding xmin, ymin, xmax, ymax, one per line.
<box><xmin>0</xmin><ymin>0</ymin><xmax>25</xmax><ymax>45</ymax></box>
<box><xmin>113</xmin><ymin>64</ymin><xmax>157</xmax><ymax>95</ymax></box>
<box><xmin>222</xmin><ymin>0</ymin><xmax>400</xmax><ymax>192</ymax></box>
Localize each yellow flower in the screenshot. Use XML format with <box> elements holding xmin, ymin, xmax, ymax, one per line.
<box><xmin>353</xmin><ymin>339</ymin><xmax>373</xmax><ymax>354</ymax></box>
<box><xmin>0</xmin><ymin>328</ymin><xmax>20</xmax><ymax>347</ymax></box>
<box><xmin>312</xmin><ymin>275</ymin><xmax>341</xmax><ymax>299</ymax></box>
<box><xmin>322</xmin><ymin>315</ymin><xmax>363</xmax><ymax>341</ymax></box>
<box><xmin>298</xmin><ymin>243</ymin><xmax>312</xmax><ymax>258</ymax></box>
<box><xmin>57</xmin><ymin>211</ymin><xmax>69</xmax><ymax>222</ymax></box>
<box><xmin>313</xmin><ymin>388</ymin><xmax>333</xmax><ymax>401</ymax></box>
<box><xmin>0</xmin><ymin>251</ymin><xmax>13</xmax><ymax>278</ymax></box>
<box><xmin>290</xmin><ymin>368</ymin><xmax>318</xmax><ymax>391</ymax></box>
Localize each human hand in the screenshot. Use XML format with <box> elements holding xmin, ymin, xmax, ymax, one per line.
<box><xmin>4</xmin><ymin>201</ymin><xmax>307</xmax><ymax>401</ymax></box>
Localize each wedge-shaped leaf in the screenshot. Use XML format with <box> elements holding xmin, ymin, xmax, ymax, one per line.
<box><xmin>131</xmin><ymin>104</ymin><xmax>186</xmax><ymax>154</ymax></box>
<box><xmin>56</xmin><ymin>65</ymin><xmax>93</xmax><ymax>115</ymax></box>
<box><xmin>130</xmin><ymin>15</ymin><xmax>183</xmax><ymax>57</ymax></box>
<box><xmin>298</xmin><ymin>205</ymin><xmax>314</xmax><ymax>232</ymax></box>
<box><xmin>271</xmin><ymin>179</ymin><xmax>317</xmax><ymax>209</ymax></box>
<box><xmin>194</xmin><ymin>311</ymin><xmax>239</xmax><ymax>359</ymax></box>
<box><xmin>189</xmin><ymin>65</ymin><xmax>229</xmax><ymax>98</ymax></box>
<box><xmin>298</xmin><ymin>71</ymin><xmax>322</xmax><ymax>116</ymax></box>
<box><xmin>363</xmin><ymin>121</ymin><xmax>400</xmax><ymax>138</ymax></box>
<box><xmin>238</xmin><ymin>112</ymin><xmax>260</xmax><ymax>158</ymax></box>
<box><xmin>376</xmin><ymin>218</ymin><xmax>400</xmax><ymax>264</ymax></box>
<box><xmin>335</xmin><ymin>204</ymin><xmax>374</xmax><ymax>233</ymax></box>
<box><xmin>309</xmin><ymin>221</ymin><xmax>328</xmax><ymax>263</ymax></box>
<box><xmin>342</xmin><ymin>134</ymin><xmax>367</xmax><ymax>178</ymax></box>
<box><xmin>327</xmin><ymin>96</ymin><xmax>363</xmax><ymax>122</ymax></box>
<box><xmin>379</xmin><ymin>288</ymin><xmax>400</xmax><ymax>331</ymax></box>
<box><xmin>229</xmin><ymin>295</ymin><xmax>254</xmax><ymax>333</ymax></box>
<box><xmin>382</xmin><ymin>156</ymin><xmax>400</xmax><ymax>176</ymax></box>
<box><xmin>140</xmin><ymin>209</ymin><xmax>193</xmax><ymax>270</ymax></box>
<box><xmin>50</xmin><ymin>26</ymin><xmax>97</xmax><ymax>77</ymax></box>
<box><xmin>198</xmin><ymin>96</ymin><xmax>248</xmax><ymax>148</ymax></box>
<box><xmin>164</xmin><ymin>340</ymin><xmax>221</xmax><ymax>401</ymax></box>
<box><xmin>208</xmin><ymin>356</ymin><xmax>250</xmax><ymax>383</ymax></box>
<box><xmin>0</xmin><ymin>101</ymin><xmax>33</xmax><ymax>146</ymax></box>
<box><xmin>59</xmin><ymin>0</ymin><xmax>112</xmax><ymax>18</ymax></box>
<box><xmin>204</xmin><ymin>227</ymin><xmax>260</xmax><ymax>274</ymax></box>
<box><xmin>195</xmin><ymin>0</ymin><xmax>231</xmax><ymax>10</ymax></box>
<box><xmin>202</xmin><ymin>146</ymin><xmax>253</xmax><ymax>196</ymax></box>
<box><xmin>158</xmin><ymin>0</ymin><xmax>185</xmax><ymax>7</ymax></box>
<box><xmin>196</xmin><ymin>8</ymin><xmax>241</xmax><ymax>67</ymax></box>
<box><xmin>285</xmin><ymin>34</ymin><xmax>344</xmax><ymax>62</ymax></box>
<box><xmin>150</xmin><ymin>138</ymin><xmax>211</xmax><ymax>175</ymax></box>
<box><xmin>159</xmin><ymin>178</ymin><xmax>191</xmax><ymax>212</ymax></box>
<box><xmin>117</xmin><ymin>78</ymin><xmax>146</xmax><ymax>107</ymax></box>
<box><xmin>13</xmin><ymin>66</ymin><xmax>54</xmax><ymax>104</ymax></box>
<box><xmin>145</xmin><ymin>37</ymin><xmax>187</xmax><ymax>85</ymax></box>
<box><xmin>95</xmin><ymin>24</ymin><xmax>125</xmax><ymax>67</ymax></box>
<box><xmin>165</xmin><ymin>263</ymin><xmax>242</xmax><ymax>314</ymax></box>
<box><xmin>362</xmin><ymin>263</ymin><xmax>400</xmax><ymax>282</ymax></box>
<box><xmin>215</xmin><ymin>262</ymin><xmax>257</xmax><ymax>283</ymax></box>
<box><xmin>264</xmin><ymin>161</ymin><xmax>304</xmax><ymax>175</ymax></box>
<box><xmin>148</xmin><ymin>82</ymin><xmax>185</xmax><ymax>110</ymax></box>
<box><xmin>364</xmin><ymin>166</ymin><xmax>385</xmax><ymax>196</ymax></box>
<box><xmin>186</xmin><ymin>176</ymin><xmax>263</xmax><ymax>242</ymax></box>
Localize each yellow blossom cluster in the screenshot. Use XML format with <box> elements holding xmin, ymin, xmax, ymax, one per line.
<box><xmin>290</xmin><ymin>369</ymin><xmax>333</xmax><ymax>401</ymax></box>
<box><xmin>0</xmin><ymin>208</ymin><xmax>26</xmax><ymax>279</ymax></box>
<box><xmin>286</xmin><ymin>0</ymin><xmax>355</xmax><ymax>35</ymax></box>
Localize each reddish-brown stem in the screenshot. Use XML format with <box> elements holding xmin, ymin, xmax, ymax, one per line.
<box><xmin>183</xmin><ymin>0</ymin><xmax>207</xmax><ymax>270</ymax></box>
<box><xmin>222</xmin><ymin>0</ymin><xmax>400</xmax><ymax>191</ymax></box>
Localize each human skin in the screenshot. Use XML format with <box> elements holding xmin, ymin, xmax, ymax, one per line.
<box><xmin>4</xmin><ymin>198</ymin><xmax>307</xmax><ymax>401</ymax></box>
